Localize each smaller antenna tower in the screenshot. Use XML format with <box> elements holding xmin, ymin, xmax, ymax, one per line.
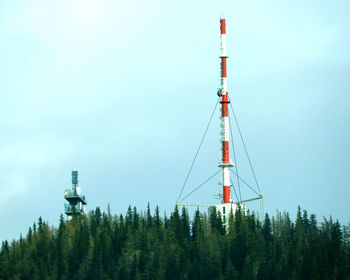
<box><xmin>64</xmin><ymin>171</ymin><xmax>87</xmax><ymax>218</ymax></box>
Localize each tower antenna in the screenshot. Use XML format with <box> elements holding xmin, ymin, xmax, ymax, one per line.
<box><xmin>176</xmin><ymin>18</ymin><xmax>264</xmax><ymax>224</ymax></box>
<box><xmin>64</xmin><ymin>171</ymin><xmax>87</xmax><ymax>219</ymax></box>
<box><xmin>217</xmin><ymin>18</ymin><xmax>234</xmax><ymax>204</ymax></box>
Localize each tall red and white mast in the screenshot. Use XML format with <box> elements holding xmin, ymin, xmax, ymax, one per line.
<box><xmin>218</xmin><ymin>18</ymin><xmax>233</xmax><ymax>204</ymax></box>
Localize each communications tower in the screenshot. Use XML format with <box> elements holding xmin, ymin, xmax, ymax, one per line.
<box><xmin>207</xmin><ymin>18</ymin><xmax>238</xmax><ymax>224</ymax></box>
<box><xmin>176</xmin><ymin>18</ymin><xmax>263</xmax><ymax>225</ymax></box>
<box><xmin>64</xmin><ymin>171</ymin><xmax>87</xmax><ymax>218</ymax></box>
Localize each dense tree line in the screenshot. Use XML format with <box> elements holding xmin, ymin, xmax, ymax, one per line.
<box><xmin>0</xmin><ymin>204</ymin><xmax>349</xmax><ymax>280</ymax></box>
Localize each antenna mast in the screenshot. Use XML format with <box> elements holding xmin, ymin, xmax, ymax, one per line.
<box><xmin>218</xmin><ymin>18</ymin><xmax>234</xmax><ymax>204</ymax></box>
<box><xmin>177</xmin><ymin>18</ymin><xmax>264</xmax><ymax>224</ymax></box>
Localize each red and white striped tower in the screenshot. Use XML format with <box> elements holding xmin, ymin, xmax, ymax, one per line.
<box><xmin>218</xmin><ymin>18</ymin><xmax>233</xmax><ymax>204</ymax></box>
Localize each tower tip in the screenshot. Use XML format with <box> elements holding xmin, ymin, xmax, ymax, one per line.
<box><xmin>220</xmin><ymin>18</ymin><xmax>226</xmax><ymax>34</ymax></box>
<box><xmin>72</xmin><ymin>170</ymin><xmax>78</xmax><ymax>185</ymax></box>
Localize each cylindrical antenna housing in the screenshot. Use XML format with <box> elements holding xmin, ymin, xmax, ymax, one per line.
<box><xmin>72</xmin><ymin>171</ymin><xmax>78</xmax><ymax>186</ymax></box>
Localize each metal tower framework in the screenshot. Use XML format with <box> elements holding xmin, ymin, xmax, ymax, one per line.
<box><xmin>64</xmin><ymin>171</ymin><xmax>87</xmax><ymax>218</ymax></box>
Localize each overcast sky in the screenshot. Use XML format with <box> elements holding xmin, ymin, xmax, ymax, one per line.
<box><xmin>1</xmin><ymin>0</ymin><xmax>349</xmax><ymax>241</ymax></box>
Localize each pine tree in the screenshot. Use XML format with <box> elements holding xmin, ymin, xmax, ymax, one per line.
<box><xmin>225</xmin><ymin>259</ymin><xmax>239</xmax><ymax>280</ymax></box>
<box><xmin>154</xmin><ymin>205</ymin><xmax>161</xmax><ymax>229</ymax></box>
<box><xmin>146</xmin><ymin>203</ymin><xmax>152</xmax><ymax>228</ymax></box>
<box><xmin>56</xmin><ymin>215</ymin><xmax>67</xmax><ymax>280</ymax></box>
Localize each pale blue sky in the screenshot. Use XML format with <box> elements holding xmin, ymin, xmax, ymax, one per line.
<box><xmin>1</xmin><ymin>0</ymin><xmax>350</xmax><ymax>241</ymax></box>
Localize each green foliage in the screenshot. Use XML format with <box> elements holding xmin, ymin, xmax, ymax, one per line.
<box><xmin>0</xmin><ymin>206</ymin><xmax>349</xmax><ymax>280</ymax></box>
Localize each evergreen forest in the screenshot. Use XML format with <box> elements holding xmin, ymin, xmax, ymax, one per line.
<box><xmin>0</xmin><ymin>205</ymin><xmax>349</xmax><ymax>280</ymax></box>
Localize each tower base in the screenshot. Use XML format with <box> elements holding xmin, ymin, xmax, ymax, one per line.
<box><xmin>208</xmin><ymin>203</ymin><xmax>245</xmax><ymax>226</ymax></box>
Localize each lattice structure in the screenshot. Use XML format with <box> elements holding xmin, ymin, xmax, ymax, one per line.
<box><xmin>64</xmin><ymin>171</ymin><xmax>87</xmax><ymax>218</ymax></box>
